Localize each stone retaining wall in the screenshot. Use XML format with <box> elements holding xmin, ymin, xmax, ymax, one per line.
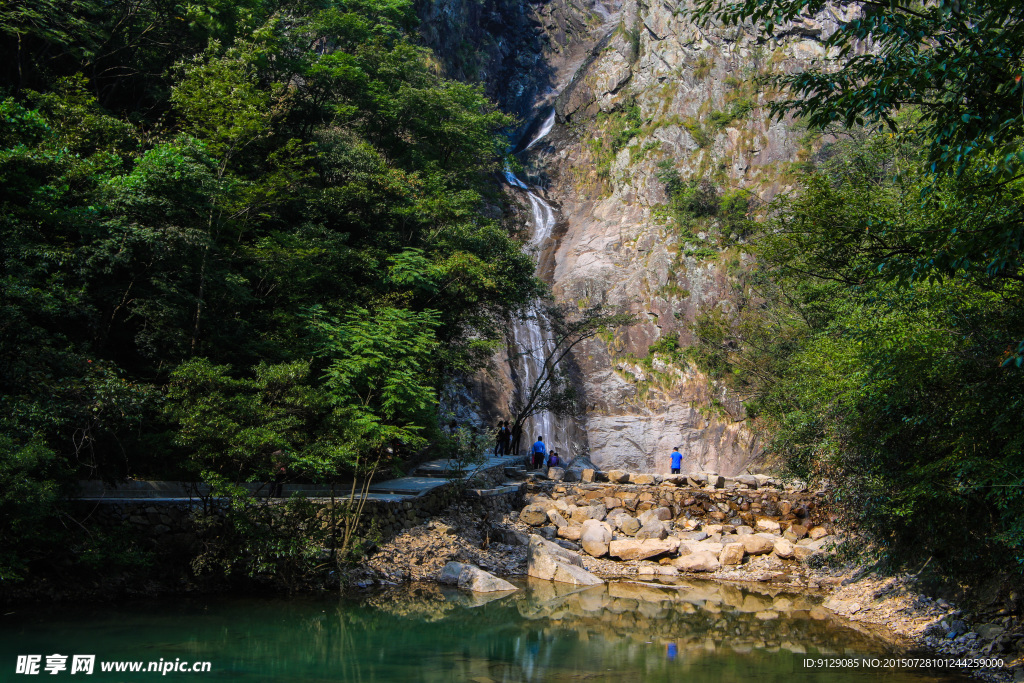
<box><xmin>534</xmin><ymin>481</ymin><xmax>827</xmax><ymax>530</ymax></box>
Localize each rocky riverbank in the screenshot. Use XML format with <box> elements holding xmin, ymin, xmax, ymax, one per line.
<box><xmin>357</xmin><ymin>470</ymin><xmax>1022</xmax><ymax>681</ymax></box>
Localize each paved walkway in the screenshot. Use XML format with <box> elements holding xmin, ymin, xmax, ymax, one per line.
<box><xmin>72</xmin><ymin>453</ymin><xmax>528</xmax><ymax>504</ymax></box>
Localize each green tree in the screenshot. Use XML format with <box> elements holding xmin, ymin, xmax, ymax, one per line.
<box><xmin>690</xmin><ymin>131</ymin><xmax>1024</xmax><ymax>581</ymax></box>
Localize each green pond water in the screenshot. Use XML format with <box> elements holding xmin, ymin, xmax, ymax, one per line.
<box><xmin>1</xmin><ymin>579</ymin><xmax>971</xmax><ymax>682</ymax></box>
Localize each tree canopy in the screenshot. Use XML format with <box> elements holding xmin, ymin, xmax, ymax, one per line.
<box><xmin>0</xmin><ymin>0</ymin><xmax>539</xmax><ymax>582</ymax></box>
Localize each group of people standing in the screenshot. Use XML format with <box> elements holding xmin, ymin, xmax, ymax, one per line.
<box><xmin>493</xmin><ymin>420</ymin><xmax>560</xmax><ymax>470</ymax></box>
<box><xmin>492</xmin><ymin>420</ymin><xmax>522</xmax><ymax>457</ymax></box>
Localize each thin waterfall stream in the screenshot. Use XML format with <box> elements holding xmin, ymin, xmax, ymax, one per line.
<box><xmin>506</xmin><ymin>109</ymin><xmax>576</xmax><ymax>461</ymax></box>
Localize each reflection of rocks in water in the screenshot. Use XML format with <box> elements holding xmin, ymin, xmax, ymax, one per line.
<box><xmin>511</xmin><ymin>580</ymin><xmax>893</xmax><ymax>658</ymax></box>
<box><xmin>362</xmin><ymin>581</ymin><xmax>518</xmax><ymax>622</ymax></box>
<box><xmin>362</xmin><ymin>582</ymin><xmax>459</xmax><ymax>622</ymax></box>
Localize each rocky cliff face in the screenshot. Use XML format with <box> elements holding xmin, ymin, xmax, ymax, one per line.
<box><xmin>421</xmin><ymin>0</ymin><xmax>851</xmax><ymax>475</ymax></box>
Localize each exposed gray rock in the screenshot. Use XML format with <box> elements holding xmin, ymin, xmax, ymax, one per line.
<box><xmin>438</xmin><ymin>561</ymin><xmax>470</xmax><ymax>585</ymax></box>
<box><xmin>719</xmin><ymin>543</ymin><xmax>745</xmax><ymax>565</ymax></box>
<box><xmin>636</xmin><ymin>519</ymin><xmax>668</xmax><ymax>541</ymax></box>
<box><xmin>527</xmin><ymin>534</ymin><xmax>583</xmax><ymax>581</ymax></box>
<box><xmin>580</xmin><ymin>519</ymin><xmax>613</xmax><ymax>557</ymax></box>
<box><xmin>440</xmin><ymin>562</ymin><xmax>518</xmax><ymax>593</ymax></box>
<box><xmin>551</xmin><ymin>560</ymin><xmax>604</xmax><ymax>586</ymax></box>
<box><xmin>520</xmin><ymin>504</ymin><xmax>549</xmax><ymax>526</ymax></box>
<box><xmin>608</xmin><ymin>538</ymin><xmax>679</xmax><ymax>560</ymax></box>
<box><xmin>526</xmin><ymin>535</ymin><xmax>604</xmax><ymax>586</ymax></box>
<box><xmin>675</xmin><ymin>551</ymin><xmax>721</xmax><ymax>572</ymax></box>
<box><xmin>773</xmin><ymin>537</ymin><xmax>795</xmax><ymax>559</ymax></box>
<box><xmin>548</xmin><ymin>510</ymin><xmax>569</xmax><ymax>528</ymax></box>
<box><xmin>740</xmin><ymin>535</ymin><xmax>775</xmax><ymax>555</ymax></box>
<box><xmin>735</xmin><ymin>474</ymin><xmax>758</xmax><ymax>489</ymax></box>
<box><xmin>457</xmin><ymin>566</ymin><xmax>518</xmax><ymax>593</ymax></box>
<box><xmin>618</xmin><ymin>516</ymin><xmax>641</xmax><ymax>536</ymax></box>
<box><xmin>606</xmin><ymin>470</ymin><xmax>629</xmax><ymax>484</ymax></box>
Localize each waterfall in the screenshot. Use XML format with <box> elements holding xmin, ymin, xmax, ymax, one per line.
<box><xmin>523</xmin><ymin>109</ymin><xmax>556</xmax><ymax>151</ymax></box>
<box><xmin>505</xmin><ymin>112</ymin><xmax>576</xmax><ymax>462</ymax></box>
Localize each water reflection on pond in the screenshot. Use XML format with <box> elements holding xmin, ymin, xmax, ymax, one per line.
<box><xmin>1</xmin><ymin>579</ymin><xmax>968</xmax><ymax>682</ymax></box>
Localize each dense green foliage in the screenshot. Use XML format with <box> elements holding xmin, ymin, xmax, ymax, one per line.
<box><xmin>654</xmin><ymin>161</ymin><xmax>753</xmax><ymax>256</ymax></box>
<box><xmin>684</xmin><ymin>0</ymin><xmax>1024</xmax><ymax>588</ymax></box>
<box><xmin>691</xmin><ymin>132</ymin><xmax>1024</xmax><ymax>579</ymax></box>
<box><xmin>0</xmin><ymin>0</ymin><xmax>539</xmax><ymax>584</ymax></box>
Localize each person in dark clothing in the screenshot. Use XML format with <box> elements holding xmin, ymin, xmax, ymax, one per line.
<box><xmin>509</xmin><ymin>422</ymin><xmax>523</xmax><ymax>455</ymax></box>
<box><xmin>270</xmin><ymin>460</ymin><xmax>286</xmax><ymax>497</ymax></box>
<box><xmin>531</xmin><ymin>436</ymin><xmax>547</xmax><ymax>469</ymax></box>
<box><xmin>500</xmin><ymin>422</ymin><xmax>512</xmax><ymax>455</ymax></box>
<box><xmin>548</xmin><ymin>451</ymin><xmax>559</xmax><ymax>468</ymax></box>
<box><xmin>494</xmin><ymin>420</ymin><xmax>507</xmax><ymax>456</ymax></box>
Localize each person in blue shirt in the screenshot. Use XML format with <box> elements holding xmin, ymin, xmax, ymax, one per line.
<box><xmin>670</xmin><ymin>446</ymin><xmax>683</xmax><ymax>474</ymax></box>
<box><xmin>531</xmin><ymin>436</ymin><xmax>547</xmax><ymax>470</ymax></box>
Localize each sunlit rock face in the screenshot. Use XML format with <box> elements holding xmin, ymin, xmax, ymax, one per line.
<box><xmin>422</xmin><ymin>0</ymin><xmax>846</xmax><ymax>474</ymax></box>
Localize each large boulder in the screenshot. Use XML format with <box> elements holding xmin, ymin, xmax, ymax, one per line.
<box><xmin>581</xmin><ymin>469</ymin><xmax>595</xmax><ymax>483</ymax></box>
<box><xmin>608</xmin><ymin>538</ymin><xmax>679</xmax><ymax>561</ymax></box>
<box><xmin>735</xmin><ymin>474</ymin><xmax>758</xmax><ymax>489</ymax></box>
<box><xmin>528</xmin><ymin>535</ymin><xmax>582</xmax><ymax>579</ymax></box>
<box><xmin>526</xmin><ymin>535</ymin><xmax>603</xmax><ymax>585</ymax></box>
<box><xmin>580</xmin><ymin>519</ymin><xmax>613</xmax><ymax>557</ymax></box>
<box><xmin>773</xmin><ymin>537</ymin><xmax>795</xmax><ymax>559</ymax></box>
<box><xmin>439</xmin><ymin>562</ymin><xmax>517</xmax><ymax>593</ymax></box>
<box><xmin>603</xmin><ymin>497</ymin><xmax>623</xmax><ymax>510</ymax></box>
<box><xmin>438</xmin><ymin>561</ymin><xmax>470</xmax><ymax>585</ymax></box>
<box><xmin>639</xmin><ymin>507</ymin><xmax>672</xmax><ymax>525</ymax></box>
<box><xmin>547</xmin><ymin>510</ymin><xmax>569</xmax><ymax>528</ymax></box>
<box><xmin>618</xmin><ymin>516</ymin><xmax>641</xmax><ymax>536</ymax></box>
<box><xmin>756</xmin><ymin>518</ymin><xmax>781</xmax><ymax>533</ymax></box>
<box><xmin>636</xmin><ymin>519</ymin><xmax>669</xmax><ymax>541</ymax></box>
<box><xmin>675</xmin><ymin>551</ymin><xmax>721</xmax><ymax>572</ymax></box>
<box><xmin>740</xmin><ymin>535</ymin><xmax>775</xmax><ymax>555</ymax></box>
<box><xmin>557</xmin><ymin>525</ymin><xmax>582</xmax><ymax>541</ymax></box>
<box><xmin>551</xmin><ymin>561</ymin><xmax>604</xmax><ymax>586</ymax></box>
<box><xmin>684</xmin><ymin>540</ymin><xmax>724</xmax><ymax>555</ymax></box>
<box><xmin>719</xmin><ymin>543</ymin><xmax>745</xmax><ymax>566</ymax></box>
<box><xmin>547</xmin><ymin>467</ymin><xmax>565</xmax><ymax>481</ymax></box>
<box><xmin>457</xmin><ymin>566</ymin><xmax>518</xmax><ymax>593</ymax></box>
<box><xmin>638</xmin><ymin>564</ymin><xmax>679</xmax><ymax>578</ymax></box>
<box><xmin>606</xmin><ymin>470</ymin><xmax>630</xmax><ymax>483</ymax></box>
<box><xmin>808</xmin><ymin>526</ymin><xmax>828</xmax><ymax>540</ymax></box>
<box><xmin>687</xmin><ymin>472</ymin><xmax>707</xmax><ymax>486</ymax></box>
<box><xmin>571</xmin><ymin>503</ymin><xmax>607</xmax><ymax>524</ymax></box>
<box><xmin>606</xmin><ymin>508</ymin><xmax>630</xmax><ymax>526</ymax></box>
<box><xmin>630</xmin><ymin>473</ymin><xmax>657</xmax><ymax>485</ymax></box>
<box><xmin>793</xmin><ymin>545</ymin><xmax>822</xmax><ymax>562</ymax></box>
<box><xmin>520</xmin><ymin>504</ymin><xmax>550</xmax><ymax>526</ymax></box>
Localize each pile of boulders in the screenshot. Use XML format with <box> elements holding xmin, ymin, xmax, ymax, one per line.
<box><xmin>516</xmin><ymin>479</ymin><xmax>836</xmax><ymax>574</ymax></box>
<box><xmin>544</xmin><ymin>468</ymin><xmax>796</xmax><ymax>490</ymax></box>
